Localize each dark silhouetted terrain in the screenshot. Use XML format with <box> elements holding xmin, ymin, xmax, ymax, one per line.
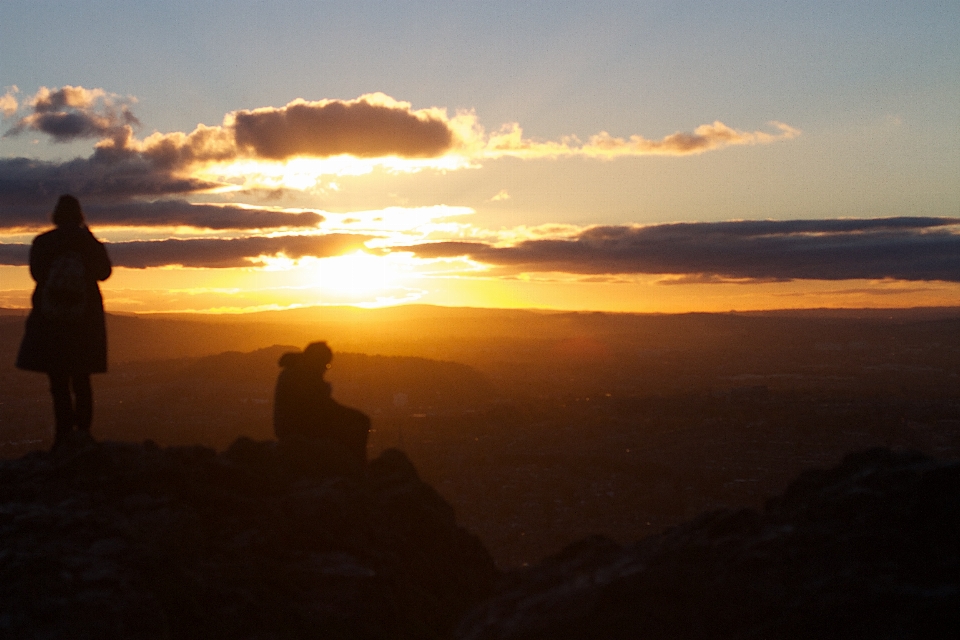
<box><xmin>2</xmin><ymin>305</ymin><xmax>960</xmax><ymax>567</ymax></box>
<box><xmin>1</xmin><ymin>440</ymin><xmax>956</xmax><ymax>638</ymax></box>
<box><xmin>2</xmin><ymin>305</ymin><xmax>960</xmax><ymax>636</ymax></box>
<box><xmin>0</xmin><ymin>439</ymin><xmax>495</xmax><ymax>640</ymax></box>
<box><xmin>457</xmin><ymin>448</ymin><xmax>960</xmax><ymax>640</ymax></box>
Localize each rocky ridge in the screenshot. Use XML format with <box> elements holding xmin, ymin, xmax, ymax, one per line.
<box><xmin>2</xmin><ymin>437</ymin><xmax>958</xmax><ymax>639</ymax></box>
<box><xmin>0</xmin><ymin>436</ymin><xmax>495</xmax><ymax>639</ymax></box>
<box><xmin>456</xmin><ymin>448</ymin><xmax>960</xmax><ymax>639</ymax></box>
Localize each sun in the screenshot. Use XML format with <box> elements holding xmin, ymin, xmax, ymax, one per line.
<box><xmin>309</xmin><ymin>251</ymin><xmax>395</xmax><ymax>298</ymax></box>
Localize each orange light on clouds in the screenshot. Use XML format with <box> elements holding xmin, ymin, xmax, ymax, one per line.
<box><xmin>198</xmin><ymin>154</ymin><xmax>474</xmax><ymax>193</ymax></box>
<box><xmin>321</xmin><ymin>205</ymin><xmax>475</xmax><ymax>239</ymax></box>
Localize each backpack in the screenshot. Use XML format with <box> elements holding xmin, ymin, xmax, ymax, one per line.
<box><xmin>40</xmin><ymin>250</ymin><xmax>88</xmax><ymax>323</ymax></box>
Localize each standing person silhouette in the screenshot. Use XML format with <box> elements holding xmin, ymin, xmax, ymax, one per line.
<box><xmin>16</xmin><ymin>195</ymin><xmax>112</xmax><ymax>450</ymax></box>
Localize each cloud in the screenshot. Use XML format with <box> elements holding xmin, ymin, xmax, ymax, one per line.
<box><xmin>0</xmin><ymin>91</ymin><xmax>464</xmax><ymax>207</ymax></box>
<box><xmin>772</xmin><ymin>284</ymin><xmax>944</xmax><ymax>298</ymax></box>
<box><xmin>0</xmin><ymin>242</ymin><xmax>28</xmax><ymax>265</ymax></box>
<box><xmin>0</xmin><ymin>86</ymin><xmax>18</xmax><ymax>118</ymax></box>
<box><xmin>395</xmin><ymin>218</ymin><xmax>960</xmax><ymax>282</ymax></box>
<box><xmin>480</xmin><ymin>121</ymin><xmax>801</xmax><ymax>159</ymax></box>
<box><xmin>0</xmin><ymin>87</ymin><xmax>802</xmax><ymax>214</ymax></box>
<box><xmin>0</xmin><ymin>233</ymin><xmax>373</xmax><ymax>269</ymax></box>
<box><xmin>98</xmin><ymin>93</ymin><xmax>457</xmax><ymax>174</ymax></box>
<box><xmin>4</xmin><ymin>88</ymin><xmax>458</xmax><ymax>166</ymax></box>
<box><xmin>655</xmin><ymin>273</ymin><xmax>783</xmax><ymax>285</ymax></box>
<box><xmin>232</xmin><ymin>94</ymin><xmax>454</xmax><ymax>160</ymax></box>
<box><xmin>122</xmin><ymin>123</ymin><xmax>241</xmax><ymax>171</ymax></box>
<box><xmin>107</xmin><ymin>233</ymin><xmax>373</xmax><ymax>268</ymax></box>
<box><xmin>7</xmin><ymin>86</ymin><xmax>800</xmax><ymax>170</ymax></box>
<box><xmin>0</xmin><ymin>156</ymin><xmax>217</xmax><ymax>208</ymax></box>
<box><xmin>0</xmin><ymin>199</ymin><xmax>324</xmax><ymax>231</ymax></box>
<box><xmin>582</xmin><ymin>121</ymin><xmax>801</xmax><ymax>157</ymax></box>
<box><xmin>4</xmin><ymin>86</ymin><xmax>139</xmax><ymax>142</ymax></box>
<box><xmin>92</xmin><ymin>201</ymin><xmax>324</xmax><ymax>230</ymax></box>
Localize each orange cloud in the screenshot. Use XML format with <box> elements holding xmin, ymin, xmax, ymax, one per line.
<box><xmin>232</xmin><ymin>94</ymin><xmax>454</xmax><ymax>160</ymax></box>
<box><xmin>91</xmin><ymin>93</ymin><xmax>458</xmax><ymax>173</ymax></box>
<box><xmin>477</xmin><ymin>120</ymin><xmax>800</xmax><ymax>159</ymax></box>
<box><xmin>583</xmin><ymin>121</ymin><xmax>801</xmax><ymax>157</ymax></box>
<box><xmin>0</xmin><ymin>86</ymin><xmax>18</xmax><ymax>117</ymax></box>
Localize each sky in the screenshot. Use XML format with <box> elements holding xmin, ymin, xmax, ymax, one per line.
<box><xmin>1</xmin><ymin>0</ymin><xmax>958</xmax><ymax>314</ymax></box>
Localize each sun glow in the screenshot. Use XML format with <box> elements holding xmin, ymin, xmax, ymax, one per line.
<box><xmin>199</xmin><ymin>153</ymin><xmax>473</xmax><ymax>192</ymax></box>
<box><xmin>300</xmin><ymin>251</ymin><xmax>402</xmax><ymax>298</ymax></box>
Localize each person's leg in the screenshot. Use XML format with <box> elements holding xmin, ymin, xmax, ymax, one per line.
<box><xmin>332</xmin><ymin>404</ymin><xmax>370</xmax><ymax>465</ymax></box>
<box><xmin>48</xmin><ymin>372</ymin><xmax>74</xmax><ymax>446</ymax></box>
<box><xmin>72</xmin><ymin>373</ymin><xmax>93</xmax><ymax>432</ymax></box>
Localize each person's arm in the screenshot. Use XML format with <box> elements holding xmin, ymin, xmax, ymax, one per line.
<box><xmin>28</xmin><ymin>242</ymin><xmax>41</xmax><ymax>283</ymax></box>
<box><xmin>84</xmin><ymin>229</ymin><xmax>112</xmax><ymax>281</ymax></box>
<box><xmin>27</xmin><ymin>234</ymin><xmax>49</xmax><ymax>283</ymax></box>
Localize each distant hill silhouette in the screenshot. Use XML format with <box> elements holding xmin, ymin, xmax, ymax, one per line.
<box><xmin>6</xmin><ymin>305</ymin><xmax>960</xmax><ymax>401</ymax></box>
<box><xmin>179</xmin><ymin>346</ymin><xmax>495</xmax><ymax>415</ymax></box>
<box><xmin>0</xmin><ymin>341</ymin><xmax>494</xmax><ymax>452</ymax></box>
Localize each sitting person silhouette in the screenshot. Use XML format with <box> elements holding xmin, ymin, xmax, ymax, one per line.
<box><xmin>273</xmin><ymin>342</ymin><xmax>370</xmax><ymax>466</ymax></box>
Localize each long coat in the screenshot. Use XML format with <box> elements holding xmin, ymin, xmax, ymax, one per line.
<box><xmin>16</xmin><ymin>225</ymin><xmax>112</xmax><ymax>374</ymax></box>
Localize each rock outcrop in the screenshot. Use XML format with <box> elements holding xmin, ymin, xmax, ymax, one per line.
<box><xmin>0</xmin><ymin>436</ymin><xmax>495</xmax><ymax>639</ymax></box>
<box><xmin>4</xmin><ymin>438</ymin><xmax>958</xmax><ymax>639</ymax></box>
<box><xmin>457</xmin><ymin>448</ymin><xmax>960</xmax><ymax>640</ymax></box>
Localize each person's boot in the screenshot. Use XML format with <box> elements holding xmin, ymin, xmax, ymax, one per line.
<box><xmin>51</xmin><ymin>426</ymin><xmax>72</xmax><ymax>452</ymax></box>
<box><xmin>73</xmin><ymin>427</ymin><xmax>96</xmax><ymax>446</ymax></box>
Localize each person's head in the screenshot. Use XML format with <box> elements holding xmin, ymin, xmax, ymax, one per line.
<box><xmin>302</xmin><ymin>341</ymin><xmax>333</xmax><ymax>370</ymax></box>
<box><xmin>52</xmin><ymin>195</ymin><xmax>85</xmax><ymax>227</ymax></box>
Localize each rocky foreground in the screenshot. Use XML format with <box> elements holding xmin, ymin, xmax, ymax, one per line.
<box><xmin>456</xmin><ymin>448</ymin><xmax>960</xmax><ymax>640</ymax></box>
<box><xmin>0</xmin><ymin>436</ymin><xmax>495</xmax><ymax>639</ymax></box>
<box><xmin>1</xmin><ymin>442</ymin><xmax>958</xmax><ymax>639</ymax></box>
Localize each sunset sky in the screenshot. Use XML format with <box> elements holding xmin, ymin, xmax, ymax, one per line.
<box><xmin>1</xmin><ymin>1</ymin><xmax>958</xmax><ymax>314</ymax></box>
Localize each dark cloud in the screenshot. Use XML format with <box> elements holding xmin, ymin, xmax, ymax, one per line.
<box><xmin>0</xmin><ymin>93</ymin><xmax>458</xmax><ymax>212</ymax></box>
<box><xmin>4</xmin><ymin>86</ymin><xmax>139</xmax><ymax>142</ymax></box>
<box><xmin>0</xmin><ymin>86</ymin><xmax>207</xmax><ymax>210</ymax></box>
<box><xmin>233</xmin><ymin>97</ymin><xmax>454</xmax><ymax>160</ymax></box>
<box><xmin>0</xmin><ymin>233</ymin><xmax>371</xmax><ymax>269</ymax></box>
<box><xmin>0</xmin><ymin>243</ymin><xmax>28</xmax><ymax>266</ymax></box>
<box><xmin>0</xmin><ymin>156</ymin><xmax>218</xmax><ymax>210</ymax></box>
<box><xmin>0</xmin><ymin>199</ymin><xmax>323</xmax><ymax>231</ymax></box>
<box><xmin>92</xmin><ymin>95</ymin><xmax>456</xmax><ymax>172</ymax></box>
<box><xmin>105</xmin><ymin>233</ymin><xmax>373</xmax><ymax>268</ymax></box>
<box><xmin>397</xmin><ymin>218</ymin><xmax>960</xmax><ymax>282</ymax></box>
<box><xmin>90</xmin><ymin>201</ymin><xmax>323</xmax><ymax>230</ymax></box>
